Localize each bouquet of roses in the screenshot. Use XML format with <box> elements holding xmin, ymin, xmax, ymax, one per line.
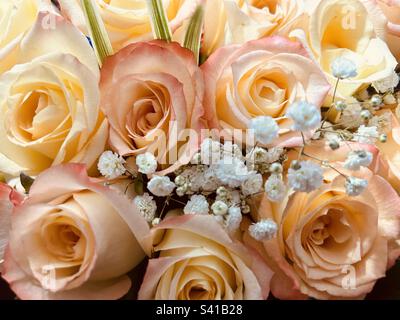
<box><xmin>0</xmin><ymin>0</ymin><xmax>399</xmax><ymax>300</ymax></box>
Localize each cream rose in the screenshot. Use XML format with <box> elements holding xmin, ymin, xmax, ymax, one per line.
<box><xmin>296</xmin><ymin>0</ymin><xmax>398</xmax><ymax>98</ymax></box>
<box><xmin>138</xmin><ymin>212</ymin><xmax>271</xmax><ymax>300</ymax></box>
<box><xmin>201</xmin><ymin>0</ymin><xmax>305</xmax><ymax>57</ymax></box>
<box><xmin>1</xmin><ymin>164</ymin><xmax>150</xmax><ymax>300</ymax></box>
<box><xmin>100</xmin><ymin>40</ymin><xmax>205</xmax><ymax>175</ymax></box>
<box><xmin>375</xmin><ymin>0</ymin><xmax>400</xmax><ymax>60</ymax></box>
<box><xmin>0</xmin><ymin>0</ymin><xmax>39</xmax><ymax>73</ymax></box>
<box><xmin>58</xmin><ymin>0</ymin><xmax>200</xmax><ymax>52</ymax></box>
<box><xmin>0</xmin><ymin>12</ymin><xmax>108</xmax><ymax>177</ymax></box>
<box><xmin>202</xmin><ymin>36</ymin><xmax>330</xmax><ymax>147</ymax></box>
<box><xmin>245</xmin><ymin>147</ymin><xmax>400</xmax><ymax>299</ymax></box>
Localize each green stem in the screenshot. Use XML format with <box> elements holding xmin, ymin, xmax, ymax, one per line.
<box><xmin>81</xmin><ymin>0</ymin><xmax>113</xmax><ymax>66</ymax></box>
<box><xmin>183</xmin><ymin>5</ymin><xmax>205</xmax><ymax>65</ymax></box>
<box><xmin>147</xmin><ymin>0</ymin><xmax>172</xmax><ymax>42</ymax></box>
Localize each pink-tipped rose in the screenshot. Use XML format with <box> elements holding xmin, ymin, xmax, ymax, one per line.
<box><xmin>245</xmin><ymin>142</ymin><xmax>400</xmax><ymax>299</ymax></box>
<box><xmin>1</xmin><ymin>164</ymin><xmax>151</xmax><ymax>300</ymax></box>
<box><xmin>202</xmin><ymin>36</ymin><xmax>330</xmax><ymax>147</ymax></box>
<box><xmin>100</xmin><ymin>41</ymin><xmax>206</xmax><ymax>175</ymax></box>
<box><xmin>0</xmin><ymin>184</ymin><xmax>23</xmax><ymax>273</ymax></box>
<box><xmin>139</xmin><ymin>212</ymin><xmax>272</xmax><ymax>300</ymax></box>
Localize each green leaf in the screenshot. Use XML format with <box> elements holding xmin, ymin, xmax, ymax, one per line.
<box><xmin>183</xmin><ymin>4</ymin><xmax>205</xmax><ymax>65</ymax></box>
<box><xmin>81</xmin><ymin>0</ymin><xmax>113</xmax><ymax>66</ymax></box>
<box><xmin>146</xmin><ymin>0</ymin><xmax>172</xmax><ymax>42</ymax></box>
<box><xmin>20</xmin><ymin>172</ymin><xmax>34</xmax><ymax>194</ymax></box>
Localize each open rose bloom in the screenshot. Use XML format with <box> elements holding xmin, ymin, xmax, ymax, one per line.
<box><xmin>1</xmin><ymin>0</ymin><xmax>400</xmax><ymax>301</ymax></box>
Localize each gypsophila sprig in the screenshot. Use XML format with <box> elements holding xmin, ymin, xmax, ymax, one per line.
<box><xmin>98</xmin><ymin>151</ymin><xmax>126</xmax><ymax>179</ymax></box>
<box><xmin>200</xmin><ymin>138</ymin><xmax>221</xmax><ymax>165</ymax></box>
<box><xmin>331</xmin><ymin>57</ymin><xmax>358</xmax><ymax>79</ymax></box>
<box><xmin>184</xmin><ymin>195</ymin><xmax>209</xmax><ymax>215</ymax></box>
<box><xmin>241</xmin><ymin>173</ymin><xmax>263</xmax><ymax>196</ymax></box>
<box><xmin>344</xmin><ymin>150</ymin><xmax>373</xmax><ymax>171</ymax></box>
<box><xmin>148</xmin><ymin>176</ymin><xmax>175</xmax><ymax>197</ymax></box>
<box><xmin>265</xmin><ymin>174</ymin><xmax>286</xmax><ymax>202</ymax></box>
<box><xmin>249</xmin><ymin>116</ymin><xmax>279</xmax><ymax>145</ymax></box>
<box><xmin>288</xmin><ymin>161</ymin><xmax>323</xmax><ymax>192</ymax></box>
<box><xmin>345</xmin><ymin>177</ymin><xmax>368</xmax><ymax>196</ymax></box>
<box><xmin>354</xmin><ymin>125</ymin><xmax>379</xmax><ymax>144</ymax></box>
<box><xmin>134</xmin><ymin>193</ymin><xmax>157</xmax><ymax>222</ymax></box>
<box><xmin>225</xmin><ymin>207</ymin><xmax>243</xmax><ymax>233</ymax></box>
<box><xmin>249</xmin><ymin>219</ymin><xmax>278</xmax><ymax>241</ymax></box>
<box><xmin>136</xmin><ymin>152</ymin><xmax>158</xmax><ymax>174</ymax></box>
<box><xmin>286</xmin><ymin>101</ymin><xmax>322</xmax><ymax>131</ymax></box>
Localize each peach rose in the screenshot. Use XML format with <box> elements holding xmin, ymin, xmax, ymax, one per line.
<box><xmin>57</xmin><ymin>0</ymin><xmax>200</xmax><ymax>52</ymax></box>
<box><xmin>201</xmin><ymin>0</ymin><xmax>305</xmax><ymax>57</ymax></box>
<box><xmin>0</xmin><ymin>12</ymin><xmax>108</xmax><ymax>177</ymax></box>
<box><xmin>138</xmin><ymin>212</ymin><xmax>272</xmax><ymax>300</ymax></box>
<box><xmin>202</xmin><ymin>36</ymin><xmax>330</xmax><ymax>147</ymax></box>
<box><xmin>245</xmin><ymin>147</ymin><xmax>400</xmax><ymax>299</ymax></box>
<box><xmin>375</xmin><ymin>110</ymin><xmax>400</xmax><ymax>191</ymax></box>
<box><xmin>0</xmin><ymin>184</ymin><xmax>24</xmax><ymax>272</ymax></box>
<box><xmin>375</xmin><ymin>0</ymin><xmax>400</xmax><ymax>60</ymax></box>
<box><xmin>1</xmin><ymin>164</ymin><xmax>151</xmax><ymax>300</ymax></box>
<box><xmin>100</xmin><ymin>40</ymin><xmax>205</xmax><ymax>175</ymax></box>
<box><xmin>295</xmin><ymin>0</ymin><xmax>398</xmax><ymax>98</ymax></box>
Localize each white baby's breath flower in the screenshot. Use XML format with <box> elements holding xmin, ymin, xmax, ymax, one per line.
<box><xmin>184</xmin><ymin>195</ymin><xmax>209</xmax><ymax>215</ymax></box>
<box><xmin>264</xmin><ymin>175</ymin><xmax>286</xmax><ymax>202</ymax></box>
<box><xmin>211</xmin><ymin>200</ymin><xmax>229</xmax><ymax>216</ymax></box>
<box><xmin>344</xmin><ymin>150</ymin><xmax>373</xmax><ymax>171</ymax></box>
<box><xmin>241</xmin><ymin>173</ymin><xmax>263</xmax><ymax>196</ymax></box>
<box><xmin>354</xmin><ymin>125</ymin><xmax>379</xmax><ymax>144</ymax></box>
<box><xmin>266</xmin><ymin>147</ymin><xmax>284</xmax><ymax>163</ymax></box>
<box><xmin>136</xmin><ymin>152</ymin><xmax>158</xmax><ymax>174</ymax></box>
<box><xmin>372</xmin><ymin>71</ymin><xmax>399</xmax><ymax>93</ymax></box>
<box><xmin>330</xmin><ymin>57</ymin><xmax>358</xmax><ymax>79</ymax></box>
<box><xmin>249</xmin><ymin>219</ymin><xmax>278</xmax><ymax>241</ymax></box>
<box><xmin>345</xmin><ymin>177</ymin><xmax>368</xmax><ymax>196</ymax></box>
<box><xmin>202</xmin><ymin>167</ymin><xmax>221</xmax><ymax>192</ymax></box>
<box><xmin>222</xmin><ymin>141</ymin><xmax>244</xmax><ymax>160</ymax></box>
<box><xmin>147</xmin><ymin>176</ymin><xmax>175</xmax><ymax>197</ymax></box>
<box><xmin>288</xmin><ymin>161</ymin><xmax>323</xmax><ymax>192</ymax></box>
<box><xmin>225</xmin><ymin>207</ymin><xmax>242</xmax><ymax>233</ymax></box>
<box><xmin>286</xmin><ymin>101</ymin><xmax>321</xmax><ymax>132</ymax></box>
<box><xmin>98</xmin><ymin>151</ymin><xmax>126</xmax><ymax>179</ymax></box>
<box><xmin>200</xmin><ymin>138</ymin><xmax>221</xmax><ymax>165</ymax></box>
<box><xmin>213</xmin><ymin>157</ymin><xmax>252</xmax><ymax>188</ymax></box>
<box><xmin>133</xmin><ymin>193</ymin><xmax>157</xmax><ymax>222</ymax></box>
<box><xmin>249</xmin><ymin>116</ymin><xmax>279</xmax><ymax>145</ymax></box>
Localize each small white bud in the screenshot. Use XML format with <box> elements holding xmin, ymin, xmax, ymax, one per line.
<box><xmin>269</xmin><ymin>162</ymin><xmax>283</xmax><ymax>174</ymax></box>
<box><xmin>211</xmin><ymin>200</ymin><xmax>229</xmax><ymax>216</ymax></box>
<box><xmin>379</xmin><ymin>133</ymin><xmax>388</xmax><ymax>143</ymax></box>
<box><xmin>334</xmin><ymin>100</ymin><xmax>347</xmax><ymax>111</ymax></box>
<box><xmin>360</xmin><ymin>110</ymin><xmax>372</xmax><ymax>120</ymax></box>
<box><xmin>371</xmin><ymin>94</ymin><xmax>383</xmax><ymax>107</ymax></box>
<box><xmin>152</xmin><ymin>218</ymin><xmax>161</xmax><ymax>227</ymax></box>
<box><xmin>249</xmin><ymin>219</ymin><xmax>278</xmax><ymax>241</ymax></box>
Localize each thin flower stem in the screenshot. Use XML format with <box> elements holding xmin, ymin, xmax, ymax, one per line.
<box><xmin>159</xmin><ymin>196</ymin><xmax>171</xmax><ymax>219</ymax></box>
<box><xmin>170</xmin><ymin>198</ymin><xmax>187</xmax><ymax>206</ymax></box>
<box><xmin>301</xmin><ymin>152</ymin><xmax>347</xmax><ymax>178</ymax></box>
<box><xmin>321</xmin><ymin>77</ymin><xmax>340</xmax><ymax>129</ymax></box>
<box><xmin>297</xmin><ymin>131</ymin><xmax>307</xmax><ymax>161</ymax></box>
